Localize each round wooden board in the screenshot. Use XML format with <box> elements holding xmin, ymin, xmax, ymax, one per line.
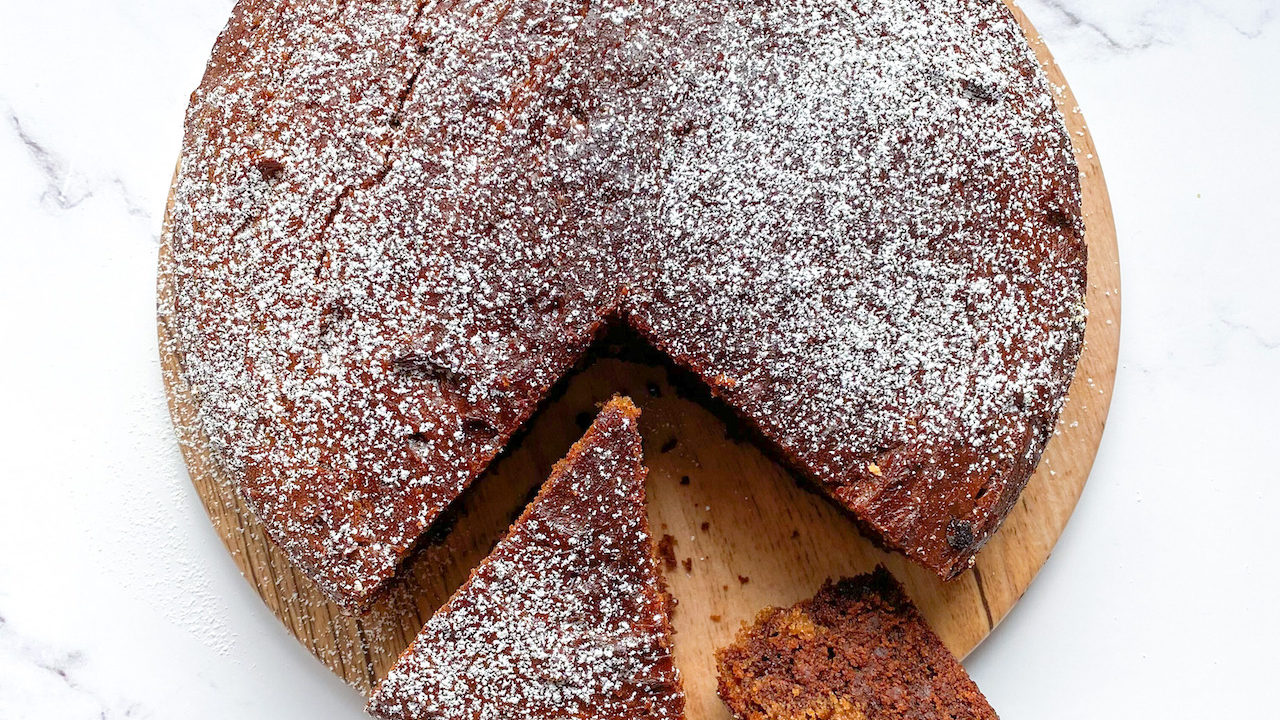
<box><xmin>157</xmin><ymin>4</ymin><xmax>1119</xmax><ymax>717</ymax></box>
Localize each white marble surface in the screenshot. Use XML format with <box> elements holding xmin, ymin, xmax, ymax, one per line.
<box><xmin>0</xmin><ymin>0</ymin><xmax>1276</xmax><ymax>716</ymax></box>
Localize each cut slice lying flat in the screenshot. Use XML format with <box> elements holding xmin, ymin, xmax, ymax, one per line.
<box><xmin>368</xmin><ymin>396</ymin><xmax>684</xmax><ymax>720</ymax></box>
<box><xmin>716</xmin><ymin>567</ymin><xmax>997</xmax><ymax>720</ymax></box>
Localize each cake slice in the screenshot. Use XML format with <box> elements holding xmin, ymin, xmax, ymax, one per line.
<box><xmin>367</xmin><ymin>396</ymin><xmax>684</xmax><ymax>720</ymax></box>
<box><xmin>716</xmin><ymin>567</ymin><xmax>996</xmax><ymax>720</ymax></box>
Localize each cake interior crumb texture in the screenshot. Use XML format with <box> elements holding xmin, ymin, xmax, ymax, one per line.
<box><xmin>716</xmin><ymin>567</ymin><xmax>997</xmax><ymax>720</ymax></box>
<box><xmin>367</xmin><ymin>396</ymin><xmax>685</xmax><ymax>720</ymax></box>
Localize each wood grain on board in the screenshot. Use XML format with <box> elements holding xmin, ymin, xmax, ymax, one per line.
<box><xmin>157</xmin><ymin>4</ymin><xmax>1119</xmax><ymax>718</ymax></box>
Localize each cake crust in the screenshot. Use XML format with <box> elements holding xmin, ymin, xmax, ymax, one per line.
<box><xmin>716</xmin><ymin>567</ymin><xmax>998</xmax><ymax>720</ymax></box>
<box><xmin>366</xmin><ymin>396</ymin><xmax>684</xmax><ymax>720</ymax></box>
<box><xmin>166</xmin><ymin>0</ymin><xmax>1086</xmax><ymax>610</ymax></box>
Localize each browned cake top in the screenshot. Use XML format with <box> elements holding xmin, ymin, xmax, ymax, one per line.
<box><xmin>164</xmin><ymin>0</ymin><xmax>1085</xmax><ymax>609</ymax></box>
<box><xmin>366</xmin><ymin>397</ymin><xmax>683</xmax><ymax>720</ymax></box>
<box><xmin>716</xmin><ymin>567</ymin><xmax>997</xmax><ymax>720</ymax></box>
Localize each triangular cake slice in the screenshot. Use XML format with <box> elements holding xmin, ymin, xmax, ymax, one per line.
<box><xmin>368</xmin><ymin>396</ymin><xmax>684</xmax><ymax>720</ymax></box>
<box><xmin>716</xmin><ymin>567</ymin><xmax>997</xmax><ymax>720</ymax></box>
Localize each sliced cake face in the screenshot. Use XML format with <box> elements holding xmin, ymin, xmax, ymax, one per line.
<box><xmin>169</xmin><ymin>0</ymin><xmax>1085</xmax><ymax>609</ymax></box>
<box><xmin>367</xmin><ymin>397</ymin><xmax>684</xmax><ymax>720</ymax></box>
<box><xmin>716</xmin><ymin>568</ymin><xmax>997</xmax><ymax>720</ymax></box>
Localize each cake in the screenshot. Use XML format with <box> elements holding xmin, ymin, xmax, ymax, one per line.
<box><xmin>716</xmin><ymin>567</ymin><xmax>997</xmax><ymax>720</ymax></box>
<box><xmin>165</xmin><ymin>0</ymin><xmax>1086</xmax><ymax>611</ymax></box>
<box><xmin>366</xmin><ymin>396</ymin><xmax>684</xmax><ymax>720</ymax></box>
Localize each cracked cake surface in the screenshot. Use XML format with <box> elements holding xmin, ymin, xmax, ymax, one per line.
<box><xmin>164</xmin><ymin>0</ymin><xmax>1086</xmax><ymax>610</ymax></box>
<box><xmin>366</xmin><ymin>396</ymin><xmax>684</xmax><ymax>720</ymax></box>
<box><xmin>716</xmin><ymin>567</ymin><xmax>997</xmax><ymax>720</ymax></box>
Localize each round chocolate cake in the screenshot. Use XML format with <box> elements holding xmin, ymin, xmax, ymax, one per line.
<box><xmin>164</xmin><ymin>0</ymin><xmax>1086</xmax><ymax>612</ymax></box>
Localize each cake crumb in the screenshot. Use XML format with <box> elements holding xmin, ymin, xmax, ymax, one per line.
<box><xmin>657</xmin><ymin>535</ymin><xmax>678</xmax><ymax>571</ymax></box>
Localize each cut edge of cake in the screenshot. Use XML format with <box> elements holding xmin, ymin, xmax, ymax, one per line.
<box><xmin>716</xmin><ymin>566</ymin><xmax>997</xmax><ymax>720</ymax></box>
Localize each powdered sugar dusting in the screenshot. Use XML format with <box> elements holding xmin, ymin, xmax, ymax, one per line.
<box><xmin>367</xmin><ymin>398</ymin><xmax>683</xmax><ymax>720</ymax></box>
<box><xmin>167</xmin><ymin>0</ymin><xmax>1084</xmax><ymax>608</ymax></box>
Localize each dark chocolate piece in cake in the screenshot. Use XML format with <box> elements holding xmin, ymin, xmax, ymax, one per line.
<box><xmin>367</xmin><ymin>396</ymin><xmax>684</xmax><ymax>720</ymax></box>
<box><xmin>166</xmin><ymin>0</ymin><xmax>1086</xmax><ymax>610</ymax></box>
<box><xmin>716</xmin><ymin>567</ymin><xmax>997</xmax><ymax>720</ymax></box>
